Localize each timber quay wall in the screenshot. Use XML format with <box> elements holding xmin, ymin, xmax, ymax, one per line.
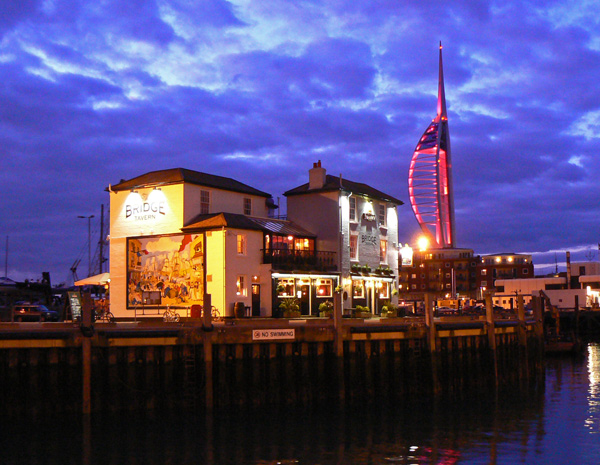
<box><xmin>0</xmin><ymin>310</ymin><xmax>545</xmax><ymax>415</ymax></box>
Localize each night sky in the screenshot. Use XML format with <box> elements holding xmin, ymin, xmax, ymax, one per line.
<box><xmin>2</xmin><ymin>0</ymin><xmax>599</xmax><ymax>285</ymax></box>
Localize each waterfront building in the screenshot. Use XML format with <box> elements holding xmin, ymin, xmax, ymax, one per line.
<box><xmin>398</xmin><ymin>247</ymin><xmax>478</xmax><ymax>304</ymax></box>
<box><xmin>494</xmin><ymin>261</ymin><xmax>600</xmax><ymax>309</ymax></box>
<box><xmin>109</xmin><ymin>168</ymin><xmax>287</xmax><ymax>318</ymax></box>
<box><xmin>284</xmin><ymin>161</ymin><xmax>403</xmax><ymax>314</ymax></box>
<box><xmin>108</xmin><ymin>165</ymin><xmax>400</xmax><ymax>318</ymax></box>
<box><xmin>477</xmin><ymin>253</ymin><xmax>534</xmax><ymax>295</ymax></box>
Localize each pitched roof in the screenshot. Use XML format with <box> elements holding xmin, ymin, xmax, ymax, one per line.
<box><xmin>182</xmin><ymin>213</ymin><xmax>315</xmax><ymax>237</ymax></box>
<box><xmin>284</xmin><ymin>174</ymin><xmax>403</xmax><ymax>205</ymax></box>
<box><xmin>110</xmin><ymin>168</ymin><xmax>272</xmax><ymax>198</ymax></box>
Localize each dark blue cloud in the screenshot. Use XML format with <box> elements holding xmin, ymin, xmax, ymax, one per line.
<box><xmin>1</xmin><ymin>0</ymin><xmax>600</xmax><ymax>282</ymax></box>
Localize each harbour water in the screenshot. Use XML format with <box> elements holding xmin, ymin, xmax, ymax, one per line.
<box><xmin>2</xmin><ymin>343</ymin><xmax>599</xmax><ymax>464</ymax></box>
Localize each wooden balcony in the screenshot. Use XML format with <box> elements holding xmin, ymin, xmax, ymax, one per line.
<box><xmin>262</xmin><ymin>249</ymin><xmax>337</xmax><ymax>272</ymax></box>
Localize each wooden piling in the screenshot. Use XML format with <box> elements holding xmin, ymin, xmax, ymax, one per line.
<box><xmin>485</xmin><ymin>293</ymin><xmax>498</xmax><ymax>383</ymax></box>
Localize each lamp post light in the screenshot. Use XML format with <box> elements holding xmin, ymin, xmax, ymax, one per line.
<box><xmin>78</xmin><ymin>215</ymin><xmax>95</xmax><ymax>277</ymax></box>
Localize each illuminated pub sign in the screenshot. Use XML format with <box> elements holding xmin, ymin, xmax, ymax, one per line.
<box><xmin>127</xmin><ymin>233</ymin><xmax>204</xmax><ymax>308</ymax></box>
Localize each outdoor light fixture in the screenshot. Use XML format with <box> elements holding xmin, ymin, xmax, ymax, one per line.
<box><xmin>417</xmin><ymin>236</ymin><xmax>429</xmax><ymax>252</ymax></box>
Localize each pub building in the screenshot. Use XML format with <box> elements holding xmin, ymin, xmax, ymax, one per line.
<box><xmin>108</xmin><ymin>163</ymin><xmax>403</xmax><ymax>319</ymax></box>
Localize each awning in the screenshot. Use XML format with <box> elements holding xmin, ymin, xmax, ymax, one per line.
<box><xmin>75</xmin><ymin>272</ymin><xmax>110</xmax><ymax>286</ymax></box>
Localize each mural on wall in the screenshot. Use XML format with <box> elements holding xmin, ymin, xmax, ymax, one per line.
<box><xmin>127</xmin><ymin>233</ymin><xmax>204</xmax><ymax>308</ymax></box>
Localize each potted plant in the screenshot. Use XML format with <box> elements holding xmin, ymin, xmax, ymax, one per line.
<box><xmin>279</xmin><ymin>297</ymin><xmax>301</xmax><ymax>318</ymax></box>
<box><xmin>319</xmin><ymin>300</ymin><xmax>334</xmax><ymax>317</ymax></box>
<box><xmin>362</xmin><ymin>264</ymin><xmax>371</xmax><ymax>275</ymax></box>
<box><xmin>351</xmin><ymin>264</ymin><xmax>361</xmax><ymax>274</ymax></box>
<box><xmin>354</xmin><ymin>305</ymin><xmax>371</xmax><ymax>318</ymax></box>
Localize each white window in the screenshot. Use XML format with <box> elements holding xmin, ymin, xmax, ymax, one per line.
<box><xmin>236</xmin><ymin>275</ymin><xmax>247</xmax><ymax>296</ymax></box>
<box><xmin>481</xmin><ymin>269</ymin><xmax>487</xmax><ymax>276</ymax></box>
<box><xmin>350</xmin><ymin>234</ymin><xmax>358</xmax><ymax>260</ymax></box>
<box><xmin>237</xmin><ymin>234</ymin><xmax>247</xmax><ymax>255</ymax></box>
<box><xmin>378</xmin><ymin>282</ymin><xmax>389</xmax><ymax>299</ymax></box>
<box><xmin>243</xmin><ymin>197</ymin><xmax>252</xmax><ymax>216</ymax></box>
<box><xmin>277</xmin><ymin>278</ymin><xmax>295</xmax><ymax>297</ymax></box>
<box><xmin>200</xmin><ymin>190</ymin><xmax>210</xmax><ymax>214</ymax></box>
<box><xmin>378</xmin><ymin>204</ymin><xmax>386</xmax><ymax>225</ymax></box>
<box><xmin>349</xmin><ymin>197</ymin><xmax>357</xmax><ymax>222</ymax></box>
<box><xmin>352</xmin><ymin>281</ymin><xmax>364</xmax><ymax>298</ymax></box>
<box><xmin>380</xmin><ymin>239</ymin><xmax>387</xmax><ymax>263</ymax></box>
<box><xmin>316</xmin><ymin>278</ymin><xmax>333</xmax><ymax>298</ymax></box>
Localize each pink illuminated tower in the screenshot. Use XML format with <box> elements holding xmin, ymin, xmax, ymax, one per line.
<box><xmin>408</xmin><ymin>43</ymin><xmax>456</xmax><ymax>248</ymax></box>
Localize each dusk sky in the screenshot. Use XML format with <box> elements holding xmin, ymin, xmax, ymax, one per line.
<box><xmin>2</xmin><ymin>0</ymin><xmax>600</xmax><ymax>285</ymax></box>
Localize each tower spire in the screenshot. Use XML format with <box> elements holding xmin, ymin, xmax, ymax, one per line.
<box><xmin>408</xmin><ymin>43</ymin><xmax>456</xmax><ymax>248</ymax></box>
<box><xmin>437</xmin><ymin>41</ymin><xmax>447</xmax><ymax>119</ymax></box>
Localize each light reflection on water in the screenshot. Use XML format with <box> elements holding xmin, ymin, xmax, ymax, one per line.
<box><xmin>1</xmin><ymin>343</ymin><xmax>599</xmax><ymax>465</ymax></box>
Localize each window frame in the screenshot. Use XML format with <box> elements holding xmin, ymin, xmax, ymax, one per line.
<box><xmin>243</xmin><ymin>197</ymin><xmax>252</xmax><ymax>216</ymax></box>
<box><xmin>200</xmin><ymin>190</ymin><xmax>210</xmax><ymax>215</ymax></box>
<box><xmin>236</xmin><ymin>275</ymin><xmax>247</xmax><ymax>296</ymax></box>
<box><xmin>349</xmin><ymin>197</ymin><xmax>357</xmax><ymax>222</ymax></box>
<box><xmin>349</xmin><ymin>233</ymin><xmax>359</xmax><ymax>261</ymax></box>
<box><xmin>237</xmin><ymin>234</ymin><xmax>247</xmax><ymax>255</ymax></box>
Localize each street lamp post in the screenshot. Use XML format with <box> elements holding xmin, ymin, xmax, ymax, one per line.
<box><xmin>78</xmin><ymin>215</ymin><xmax>95</xmax><ymax>277</ymax></box>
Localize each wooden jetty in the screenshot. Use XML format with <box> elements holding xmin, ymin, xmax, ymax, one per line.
<box><xmin>0</xmin><ymin>295</ymin><xmax>546</xmax><ymax>414</ymax></box>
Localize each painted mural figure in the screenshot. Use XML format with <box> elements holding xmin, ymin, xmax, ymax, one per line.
<box><xmin>126</xmin><ymin>233</ymin><xmax>204</xmax><ymax>308</ymax></box>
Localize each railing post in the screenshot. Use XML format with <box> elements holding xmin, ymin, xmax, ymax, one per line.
<box><xmin>485</xmin><ymin>293</ymin><xmax>498</xmax><ymax>384</ymax></box>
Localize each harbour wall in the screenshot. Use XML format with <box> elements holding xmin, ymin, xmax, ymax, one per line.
<box><xmin>0</xmin><ymin>308</ymin><xmax>545</xmax><ymax>415</ymax></box>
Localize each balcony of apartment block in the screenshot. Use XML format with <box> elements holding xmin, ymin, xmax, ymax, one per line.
<box><xmin>262</xmin><ymin>249</ymin><xmax>338</xmax><ymax>272</ymax></box>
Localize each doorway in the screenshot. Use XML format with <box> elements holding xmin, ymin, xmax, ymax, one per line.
<box><xmin>251</xmin><ymin>284</ymin><xmax>260</xmax><ymax>316</ymax></box>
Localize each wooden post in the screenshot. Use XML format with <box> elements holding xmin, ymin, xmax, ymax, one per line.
<box><xmin>81</xmin><ymin>292</ymin><xmax>94</xmax><ymax>415</ymax></box>
<box><xmin>516</xmin><ymin>294</ymin><xmax>527</xmax><ymax>348</ymax></box>
<box><xmin>202</xmin><ymin>293</ymin><xmax>212</xmax><ymax>330</ymax></box>
<box><xmin>485</xmin><ymin>293</ymin><xmax>498</xmax><ymax>383</ymax></box>
<box><xmin>203</xmin><ymin>332</ymin><xmax>214</xmax><ymax>410</ymax></box>
<box><xmin>516</xmin><ymin>294</ymin><xmax>529</xmax><ymax>377</ymax></box>
<box><xmin>424</xmin><ymin>293</ymin><xmax>440</xmax><ymax>394</ymax></box>
<box><xmin>424</xmin><ymin>293</ymin><xmax>437</xmax><ymax>353</ymax></box>
<box><xmin>333</xmin><ymin>291</ymin><xmax>343</xmax><ymax>357</ymax></box>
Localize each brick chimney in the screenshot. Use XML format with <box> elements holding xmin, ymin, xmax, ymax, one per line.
<box><xmin>309</xmin><ymin>160</ymin><xmax>326</xmax><ymax>190</ymax></box>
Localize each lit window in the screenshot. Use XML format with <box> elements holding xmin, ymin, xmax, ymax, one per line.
<box><xmin>481</xmin><ymin>269</ymin><xmax>487</xmax><ymax>276</ymax></box>
<box><xmin>277</xmin><ymin>278</ymin><xmax>295</xmax><ymax>297</ymax></box>
<box><xmin>350</xmin><ymin>234</ymin><xmax>358</xmax><ymax>260</ymax></box>
<box><xmin>316</xmin><ymin>279</ymin><xmax>332</xmax><ymax>298</ymax></box>
<box><xmin>200</xmin><ymin>190</ymin><xmax>210</xmax><ymax>214</ymax></box>
<box><xmin>236</xmin><ymin>275</ymin><xmax>247</xmax><ymax>296</ymax></box>
<box><xmin>349</xmin><ymin>197</ymin><xmax>357</xmax><ymax>222</ymax></box>
<box><xmin>243</xmin><ymin>197</ymin><xmax>252</xmax><ymax>216</ymax></box>
<box><xmin>353</xmin><ymin>281</ymin><xmax>364</xmax><ymax>298</ymax></box>
<box><xmin>380</xmin><ymin>240</ymin><xmax>387</xmax><ymax>263</ymax></box>
<box><xmin>378</xmin><ymin>204</ymin><xmax>386</xmax><ymax>225</ymax></box>
<box><xmin>378</xmin><ymin>282</ymin><xmax>389</xmax><ymax>299</ymax></box>
<box><xmin>237</xmin><ymin>235</ymin><xmax>247</xmax><ymax>255</ymax></box>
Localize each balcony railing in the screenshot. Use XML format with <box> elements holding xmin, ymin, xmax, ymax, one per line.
<box><xmin>262</xmin><ymin>249</ymin><xmax>337</xmax><ymax>272</ymax></box>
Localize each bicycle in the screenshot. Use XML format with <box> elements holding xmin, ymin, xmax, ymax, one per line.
<box><xmin>163</xmin><ymin>306</ymin><xmax>181</xmax><ymax>322</ymax></box>
<box><xmin>95</xmin><ymin>307</ymin><xmax>115</xmax><ymax>323</ymax></box>
<box><xmin>210</xmin><ymin>306</ymin><xmax>221</xmax><ymax>321</ymax></box>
